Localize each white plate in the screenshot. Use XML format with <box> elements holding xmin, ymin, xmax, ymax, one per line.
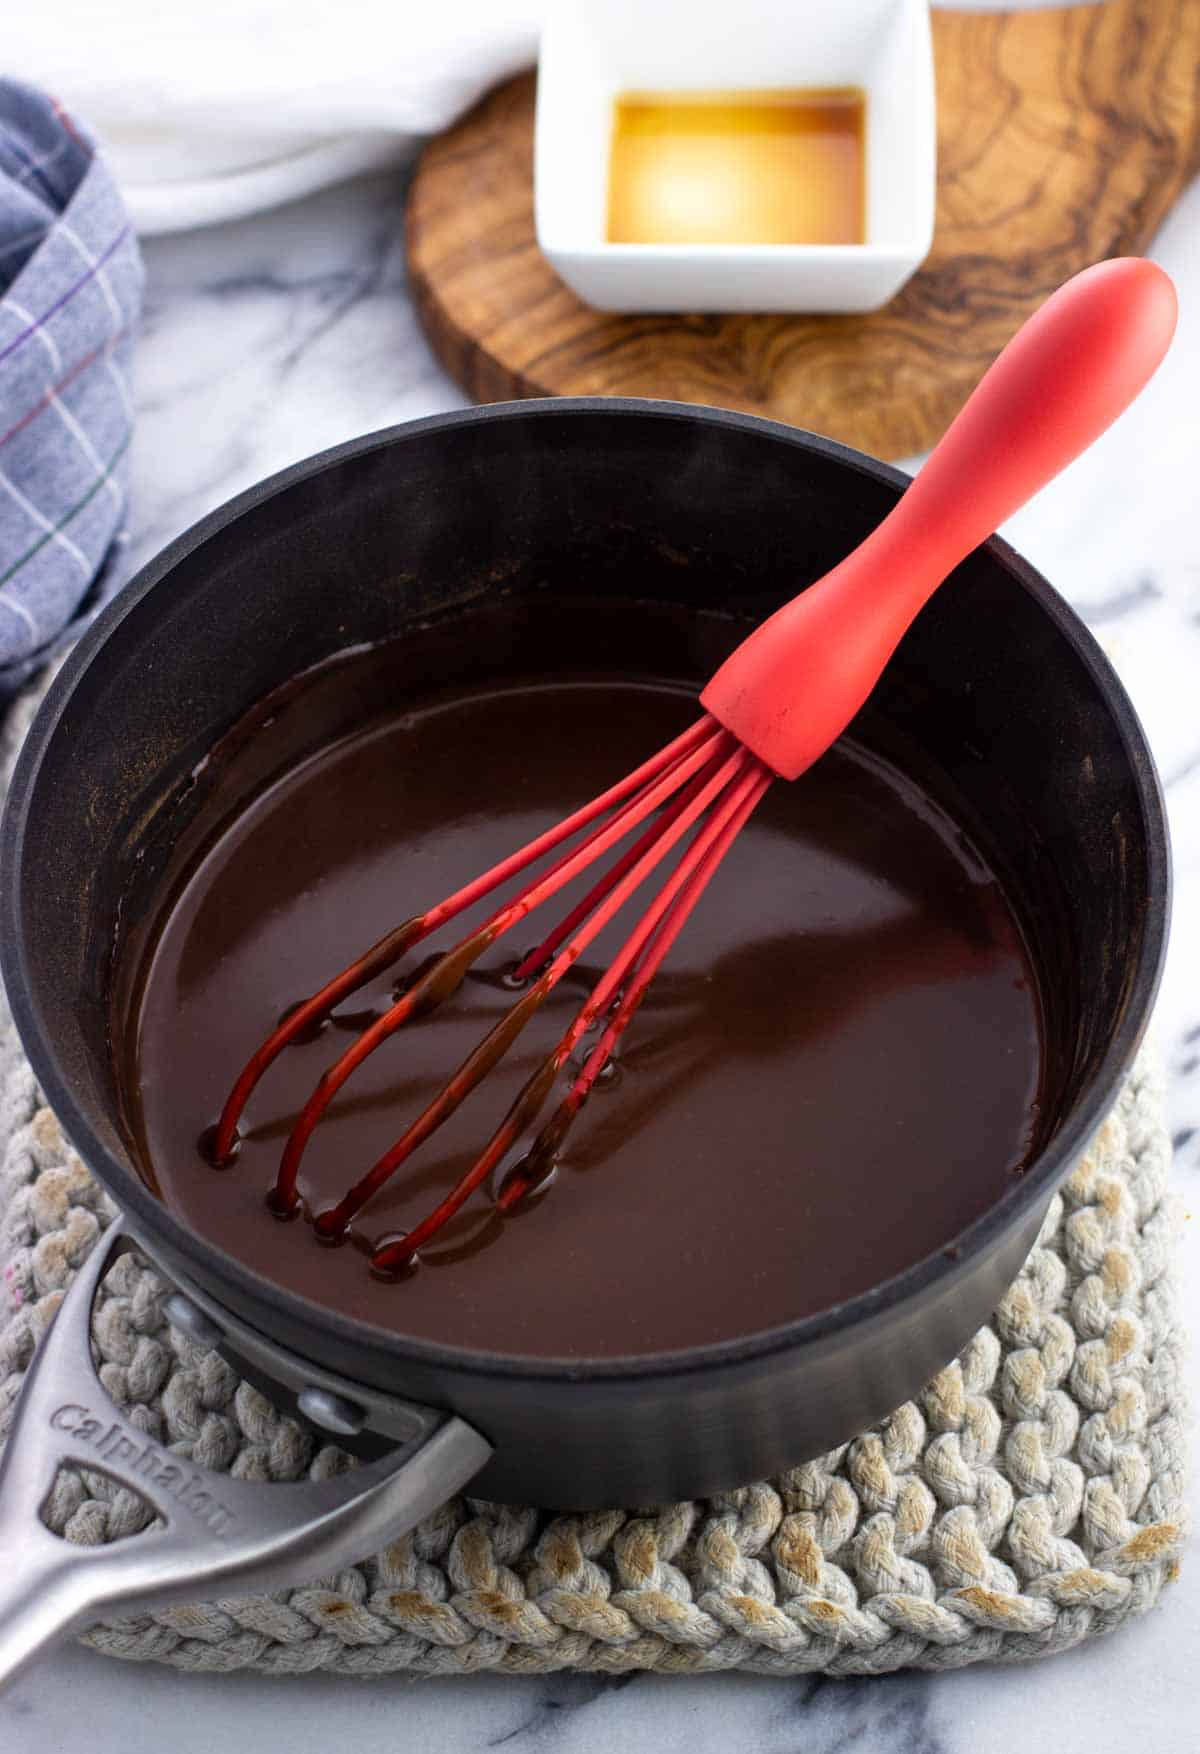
<box><xmin>537</xmin><ymin>0</ymin><xmax>935</xmax><ymax>314</ymax></box>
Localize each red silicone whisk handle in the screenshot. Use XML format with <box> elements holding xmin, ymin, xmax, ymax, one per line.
<box><xmin>701</xmin><ymin>257</ymin><xmax>1178</xmax><ymax>779</ymax></box>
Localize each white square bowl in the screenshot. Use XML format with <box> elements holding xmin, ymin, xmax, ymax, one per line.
<box><xmin>535</xmin><ymin>0</ymin><xmax>936</xmax><ymax>314</ymax></box>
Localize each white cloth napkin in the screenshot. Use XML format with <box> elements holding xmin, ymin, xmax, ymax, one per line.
<box><xmin>9</xmin><ymin>2</ymin><xmax>542</xmax><ymax>223</ymax></box>
<box><xmin>5</xmin><ymin>0</ymin><xmax>1065</xmax><ymax>180</ymax></box>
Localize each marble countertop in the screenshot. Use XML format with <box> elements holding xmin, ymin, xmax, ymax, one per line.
<box><xmin>2</xmin><ymin>162</ymin><xmax>1198</xmax><ymax>1751</ymax></box>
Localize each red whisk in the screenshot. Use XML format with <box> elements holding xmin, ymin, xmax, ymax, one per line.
<box><xmin>214</xmin><ymin>258</ymin><xmax>1176</xmax><ymax>1277</ymax></box>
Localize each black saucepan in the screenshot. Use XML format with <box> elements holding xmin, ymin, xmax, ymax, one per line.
<box><xmin>0</xmin><ymin>402</ymin><xmax>1168</xmax><ymax>1531</ymax></box>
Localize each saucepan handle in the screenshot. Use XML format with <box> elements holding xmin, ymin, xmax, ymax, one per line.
<box><xmin>0</xmin><ymin>1221</ymin><xmax>492</xmax><ymax>1689</ymax></box>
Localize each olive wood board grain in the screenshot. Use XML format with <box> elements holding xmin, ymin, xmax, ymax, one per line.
<box><xmin>406</xmin><ymin>0</ymin><xmax>1200</xmax><ymax>459</ymax></box>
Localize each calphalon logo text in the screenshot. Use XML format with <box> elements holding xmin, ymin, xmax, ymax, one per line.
<box><xmin>51</xmin><ymin>1404</ymin><xmax>236</xmax><ymax>1535</ymax></box>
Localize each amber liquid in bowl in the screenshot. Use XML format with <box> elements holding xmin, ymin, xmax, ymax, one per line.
<box><xmin>607</xmin><ymin>88</ymin><xmax>866</xmax><ymax>246</ymax></box>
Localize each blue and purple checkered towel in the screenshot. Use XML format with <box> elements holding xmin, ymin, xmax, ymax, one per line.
<box><xmin>0</xmin><ymin>78</ymin><xmax>143</xmax><ymax>699</ymax></box>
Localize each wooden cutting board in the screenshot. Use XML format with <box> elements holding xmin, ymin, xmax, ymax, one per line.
<box><xmin>406</xmin><ymin>0</ymin><xmax>1199</xmax><ymax>459</ymax></box>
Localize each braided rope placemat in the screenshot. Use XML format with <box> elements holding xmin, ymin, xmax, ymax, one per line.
<box><xmin>0</xmin><ymin>676</ymin><xmax>1189</xmax><ymax>1678</ymax></box>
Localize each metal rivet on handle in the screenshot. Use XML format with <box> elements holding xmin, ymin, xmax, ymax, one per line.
<box><xmin>297</xmin><ymin>1387</ymin><xmax>367</xmax><ymax>1437</ymax></box>
<box><xmin>164</xmin><ymin>1293</ymin><xmax>225</xmax><ymax>1350</ymax></box>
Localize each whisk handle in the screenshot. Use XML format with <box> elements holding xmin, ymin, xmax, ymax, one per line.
<box><xmin>702</xmin><ymin>257</ymin><xmax>1177</xmax><ymax>779</ymax></box>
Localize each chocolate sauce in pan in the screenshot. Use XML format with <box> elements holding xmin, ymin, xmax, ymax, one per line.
<box><xmin>126</xmin><ymin>605</ymin><xmax>1043</xmax><ymax>1358</ymax></box>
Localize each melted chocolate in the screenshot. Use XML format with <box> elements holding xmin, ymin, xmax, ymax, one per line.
<box><xmin>125</xmin><ymin>604</ymin><xmax>1043</xmax><ymax>1357</ymax></box>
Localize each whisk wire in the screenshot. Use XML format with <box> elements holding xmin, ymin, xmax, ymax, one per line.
<box><xmin>308</xmin><ymin>738</ymin><xmax>753</xmax><ymax>1242</ymax></box>
<box><xmin>269</xmin><ymin>724</ymin><xmax>736</xmax><ymax>1213</ymax></box>
<box><xmin>213</xmin><ymin>714</ymin><xmax>724</xmax><ymax>1167</ymax></box>
<box><xmin>376</xmin><ymin>757</ymin><xmax>772</xmax><ymax>1269</ymax></box>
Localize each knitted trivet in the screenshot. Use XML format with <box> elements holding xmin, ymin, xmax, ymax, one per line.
<box><xmin>0</xmin><ymin>678</ymin><xmax>1188</xmax><ymax>1678</ymax></box>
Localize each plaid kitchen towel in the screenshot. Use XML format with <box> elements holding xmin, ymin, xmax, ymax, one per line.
<box><xmin>0</xmin><ymin>77</ymin><xmax>142</xmax><ymax>698</ymax></box>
